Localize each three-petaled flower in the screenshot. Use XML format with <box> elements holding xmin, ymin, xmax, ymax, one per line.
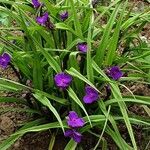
<box><xmin>0</xmin><ymin>53</ymin><xmax>11</xmax><ymax>69</ymax></box>
<box><xmin>77</xmin><ymin>42</ymin><xmax>87</xmax><ymax>53</ymax></box>
<box><xmin>60</xmin><ymin>11</ymin><xmax>68</xmax><ymax>21</ymax></box>
<box><xmin>106</xmin><ymin>66</ymin><xmax>123</xmax><ymax>80</ymax></box>
<box><xmin>36</xmin><ymin>12</ymin><xmax>49</xmax><ymax>26</ymax></box>
<box><xmin>83</xmin><ymin>86</ymin><xmax>99</xmax><ymax>104</ymax></box>
<box><xmin>54</xmin><ymin>72</ymin><xmax>72</xmax><ymax>89</ymax></box>
<box><xmin>32</xmin><ymin>0</ymin><xmax>41</xmax><ymax>8</ymax></box>
<box><xmin>67</xmin><ymin>111</ymin><xmax>85</xmax><ymax>128</ymax></box>
<box><xmin>65</xmin><ymin>111</ymin><xmax>85</xmax><ymax>143</ymax></box>
<box><xmin>64</xmin><ymin>129</ymin><xmax>82</xmax><ymax>143</ymax></box>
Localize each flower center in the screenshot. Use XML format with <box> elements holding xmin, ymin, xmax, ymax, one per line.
<box><xmin>1</xmin><ymin>58</ymin><xmax>6</xmax><ymax>62</ymax></box>
<box><xmin>72</xmin><ymin>118</ymin><xmax>77</xmax><ymax>122</ymax></box>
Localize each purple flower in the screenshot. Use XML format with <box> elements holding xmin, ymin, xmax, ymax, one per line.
<box><xmin>0</xmin><ymin>53</ymin><xmax>11</xmax><ymax>69</ymax></box>
<box><xmin>60</xmin><ymin>11</ymin><xmax>68</xmax><ymax>21</ymax></box>
<box><xmin>36</xmin><ymin>12</ymin><xmax>49</xmax><ymax>26</ymax></box>
<box><xmin>83</xmin><ymin>86</ymin><xmax>99</xmax><ymax>104</ymax></box>
<box><xmin>54</xmin><ymin>72</ymin><xmax>72</xmax><ymax>89</ymax></box>
<box><xmin>67</xmin><ymin>111</ymin><xmax>85</xmax><ymax>128</ymax></box>
<box><xmin>32</xmin><ymin>0</ymin><xmax>41</xmax><ymax>8</ymax></box>
<box><xmin>64</xmin><ymin>129</ymin><xmax>82</xmax><ymax>143</ymax></box>
<box><xmin>107</xmin><ymin>66</ymin><xmax>123</xmax><ymax>80</ymax></box>
<box><xmin>77</xmin><ymin>42</ymin><xmax>87</xmax><ymax>53</ymax></box>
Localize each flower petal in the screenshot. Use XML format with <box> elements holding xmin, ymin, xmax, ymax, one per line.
<box><xmin>64</xmin><ymin>129</ymin><xmax>73</xmax><ymax>137</ymax></box>
<box><xmin>67</xmin><ymin>111</ymin><xmax>85</xmax><ymax>128</ymax></box>
<box><xmin>72</xmin><ymin>131</ymin><xmax>82</xmax><ymax>143</ymax></box>
<box><xmin>83</xmin><ymin>94</ymin><xmax>98</xmax><ymax>104</ymax></box>
<box><xmin>68</xmin><ymin>111</ymin><xmax>78</xmax><ymax>119</ymax></box>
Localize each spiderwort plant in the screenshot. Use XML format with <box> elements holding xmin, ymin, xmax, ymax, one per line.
<box><xmin>0</xmin><ymin>0</ymin><xmax>150</xmax><ymax>149</ymax></box>
<box><xmin>65</xmin><ymin>111</ymin><xmax>85</xmax><ymax>143</ymax></box>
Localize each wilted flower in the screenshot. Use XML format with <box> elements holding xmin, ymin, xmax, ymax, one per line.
<box><xmin>77</xmin><ymin>42</ymin><xmax>87</xmax><ymax>53</ymax></box>
<box><xmin>60</xmin><ymin>11</ymin><xmax>68</xmax><ymax>21</ymax></box>
<box><xmin>64</xmin><ymin>129</ymin><xmax>82</xmax><ymax>143</ymax></box>
<box><xmin>92</xmin><ymin>0</ymin><xmax>99</xmax><ymax>8</ymax></box>
<box><xmin>36</xmin><ymin>12</ymin><xmax>49</xmax><ymax>26</ymax></box>
<box><xmin>54</xmin><ymin>72</ymin><xmax>72</xmax><ymax>89</ymax></box>
<box><xmin>32</xmin><ymin>0</ymin><xmax>41</xmax><ymax>8</ymax></box>
<box><xmin>0</xmin><ymin>53</ymin><xmax>11</xmax><ymax>69</ymax></box>
<box><xmin>106</xmin><ymin>66</ymin><xmax>123</xmax><ymax>80</ymax></box>
<box><xmin>67</xmin><ymin>111</ymin><xmax>85</xmax><ymax>128</ymax></box>
<box><xmin>46</xmin><ymin>21</ymin><xmax>55</xmax><ymax>30</ymax></box>
<box><xmin>83</xmin><ymin>86</ymin><xmax>99</xmax><ymax>104</ymax></box>
<box><xmin>104</xmin><ymin>85</ymin><xmax>111</xmax><ymax>100</ymax></box>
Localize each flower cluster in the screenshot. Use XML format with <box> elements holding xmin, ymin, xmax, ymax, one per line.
<box><xmin>32</xmin><ymin>0</ymin><xmax>68</xmax><ymax>29</ymax></box>
<box><xmin>64</xmin><ymin>111</ymin><xmax>85</xmax><ymax>143</ymax></box>
<box><xmin>0</xmin><ymin>53</ymin><xmax>11</xmax><ymax>69</ymax></box>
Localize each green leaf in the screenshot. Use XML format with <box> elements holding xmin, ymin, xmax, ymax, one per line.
<box><xmin>94</xmin><ymin>3</ymin><xmax>121</xmax><ymax>66</ymax></box>
<box><xmin>0</xmin><ymin>78</ymin><xmax>29</xmax><ymax>92</ymax></box>
<box><xmin>0</xmin><ymin>97</ymin><xmax>27</xmax><ymax>105</ymax></box>
<box><xmin>12</xmin><ymin>121</ymin><xmax>67</xmax><ymax>136</ymax></box>
<box><xmin>40</xmin><ymin>0</ymin><xmax>58</xmax><ymax>15</ymax></box>
<box><xmin>66</xmin><ymin>67</ymin><xmax>100</xmax><ymax>93</ymax></box>
<box><xmin>93</xmin><ymin>105</ymin><xmax>111</xmax><ymax>150</ymax></box>
<box><xmin>0</xmin><ymin>118</ymin><xmax>45</xmax><ymax>150</ymax></box>
<box><xmin>105</xmin><ymin>97</ymin><xmax>150</xmax><ymax>106</ymax></box>
<box><xmin>33</xmin><ymin>93</ymin><xmax>65</xmax><ymax>132</ymax></box>
<box><xmin>55</xmin><ymin>23</ymin><xmax>76</xmax><ymax>36</ymax></box>
<box><xmin>32</xmin><ymin>37</ymin><xmax>61</xmax><ymax>73</ymax></box>
<box><xmin>92</xmin><ymin>61</ymin><xmax>137</xmax><ymax>150</ymax></box>
<box><xmin>64</xmin><ymin>139</ymin><xmax>77</xmax><ymax>150</ymax></box>
<box><xmin>105</xmin><ymin>1</ymin><xmax>128</xmax><ymax>65</ymax></box>
<box><xmin>69</xmin><ymin>0</ymin><xmax>83</xmax><ymax>39</ymax></box>
<box><xmin>67</xmin><ymin>87</ymin><xmax>92</xmax><ymax>126</ymax></box>
<box><xmin>87</xmin><ymin>8</ymin><xmax>94</xmax><ymax>83</ymax></box>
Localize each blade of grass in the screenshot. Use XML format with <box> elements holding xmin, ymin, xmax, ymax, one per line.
<box><xmin>64</xmin><ymin>139</ymin><xmax>77</xmax><ymax>150</ymax></box>
<box><xmin>69</xmin><ymin>0</ymin><xmax>83</xmax><ymax>39</ymax></box>
<box><xmin>93</xmin><ymin>105</ymin><xmax>111</xmax><ymax>150</ymax></box>
<box><xmin>94</xmin><ymin>3</ymin><xmax>121</xmax><ymax>66</ymax></box>
<box><xmin>67</xmin><ymin>87</ymin><xmax>92</xmax><ymax>126</ymax></box>
<box><xmin>0</xmin><ymin>97</ymin><xmax>27</xmax><ymax>105</ymax></box>
<box><xmin>33</xmin><ymin>92</ymin><xmax>65</xmax><ymax>132</ymax></box>
<box><xmin>0</xmin><ymin>118</ymin><xmax>45</xmax><ymax>150</ymax></box>
<box><xmin>66</xmin><ymin>67</ymin><xmax>100</xmax><ymax>93</ymax></box>
<box><xmin>105</xmin><ymin>0</ymin><xmax>128</xmax><ymax>66</ymax></box>
<box><xmin>87</xmin><ymin>6</ymin><xmax>94</xmax><ymax>83</ymax></box>
<box><xmin>92</xmin><ymin>61</ymin><xmax>137</xmax><ymax>150</ymax></box>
